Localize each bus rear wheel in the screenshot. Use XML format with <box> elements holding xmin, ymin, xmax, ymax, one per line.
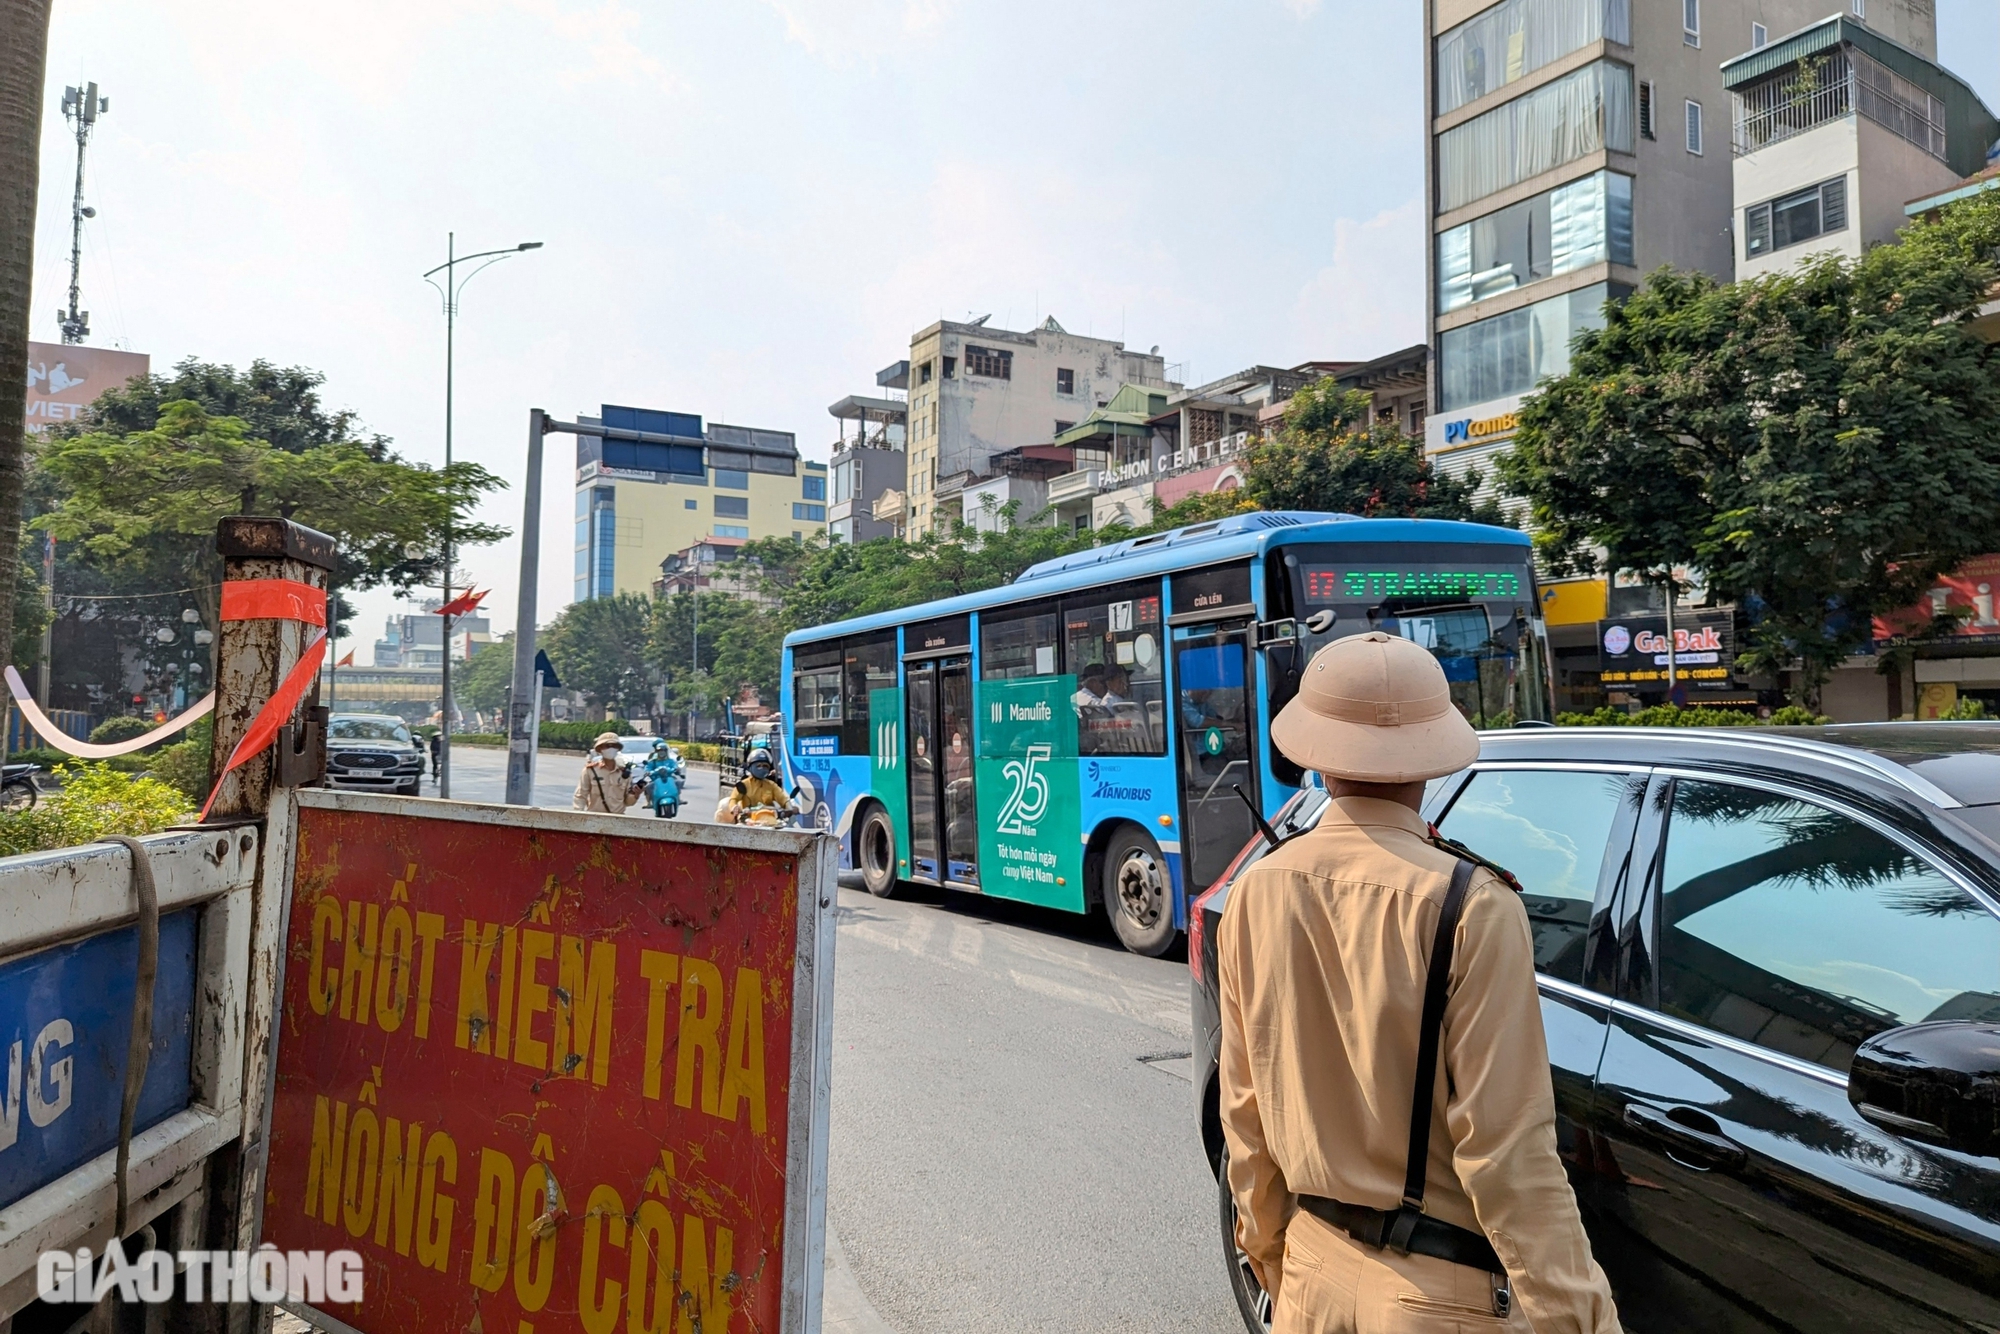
<box><xmin>1105</xmin><ymin>827</ymin><xmax>1175</xmax><ymax>956</ymax></box>
<box><xmin>858</xmin><ymin>805</ymin><xmax>899</xmax><ymax>898</ymax></box>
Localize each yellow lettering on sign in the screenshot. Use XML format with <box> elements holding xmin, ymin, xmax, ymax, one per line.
<box><xmin>470</xmin><ymin>1147</ymin><xmax>515</xmax><ymax>1294</ymax></box>
<box><xmin>416</xmin><ymin>1130</ymin><xmax>457</xmax><ymax>1273</ymax></box>
<box><xmin>676</xmin><ymin>959</ymin><xmax>724</xmax><ymax>1116</ymax></box>
<box><xmin>340</xmin><ymin>901</ymin><xmax>379</xmax><ymax>1024</ymax></box>
<box><xmin>341</xmin><ymin>1105</ymin><xmax>380</xmax><ymax>1239</ymax></box>
<box><xmin>374</xmin><ymin>1117</ymin><xmax>425</xmax><ymax>1256</ymax></box>
<box><xmin>375</xmin><ymin>906</ymin><xmax>414</xmax><ymax>1033</ymax></box>
<box><xmin>309</xmin><ymin>898</ymin><xmax>342</xmax><ymax>1017</ymax></box>
<box><xmin>627</xmin><ymin>1198</ymin><xmax>675</xmax><ymax>1334</ymax></box>
<box><xmin>457</xmin><ymin>921</ymin><xmax>500</xmax><ymax>1054</ymax></box>
<box><xmin>554</xmin><ymin>936</ymin><xmax>616</xmax><ymax>1086</ymax></box>
<box><xmin>722</xmin><ymin>968</ymin><xmax>767</xmax><ymax>1133</ymax></box>
<box><xmin>412</xmin><ymin>911</ymin><xmax>444</xmax><ymax>1040</ymax></box>
<box><xmin>678</xmin><ymin>1215</ymin><xmax>735</xmax><ymax>1334</ymax></box>
<box><xmin>577</xmin><ymin>1184</ymin><xmax>627</xmax><ymax>1334</ymax></box>
<box><xmin>639</xmin><ymin>950</ymin><xmax>679</xmax><ymax>1101</ymax></box>
<box><xmin>306</xmin><ymin>1095</ymin><xmax>348</xmax><ymax>1225</ymax></box>
<box><xmin>495</xmin><ymin>927</ymin><xmax>519</xmax><ymax>1061</ymax></box>
<box><xmin>513</xmin><ymin>1160</ymin><xmax>559</xmax><ymax>1313</ymax></box>
<box><xmin>514</xmin><ymin>929</ymin><xmax>555</xmax><ymax>1070</ymax></box>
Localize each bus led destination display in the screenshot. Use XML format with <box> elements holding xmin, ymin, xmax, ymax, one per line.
<box><xmin>1301</xmin><ymin>565</ymin><xmax>1525</xmax><ymax>602</ymax></box>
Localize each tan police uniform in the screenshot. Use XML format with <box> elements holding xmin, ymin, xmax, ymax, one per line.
<box><xmin>1218</xmin><ymin>631</ymin><xmax>1621</xmax><ymax>1334</ymax></box>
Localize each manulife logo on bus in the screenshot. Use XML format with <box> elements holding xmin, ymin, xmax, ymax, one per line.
<box><xmin>976</xmin><ymin>677</ymin><xmax>1084</xmax><ymax>912</ymax></box>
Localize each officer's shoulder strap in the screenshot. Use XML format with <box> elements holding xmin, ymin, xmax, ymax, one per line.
<box><xmin>1424</xmin><ymin>825</ymin><xmax>1523</xmax><ymax>894</ymax></box>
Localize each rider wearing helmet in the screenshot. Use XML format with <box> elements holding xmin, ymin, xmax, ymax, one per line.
<box><xmin>716</xmin><ymin>744</ymin><xmax>795</xmax><ymax>825</ymax></box>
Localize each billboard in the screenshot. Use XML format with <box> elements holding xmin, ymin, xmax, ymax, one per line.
<box><xmin>261</xmin><ymin>792</ymin><xmax>835</xmax><ymax>1333</ymax></box>
<box><xmin>24</xmin><ymin>341</ymin><xmax>149</xmax><ymax>433</ymax></box>
<box><xmin>1596</xmin><ymin>609</ymin><xmax>1738</xmax><ymax>691</ymax></box>
<box><xmin>1873</xmin><ymin>554</ymin><xmax>2000</xmax><ymax>647</ymax></box>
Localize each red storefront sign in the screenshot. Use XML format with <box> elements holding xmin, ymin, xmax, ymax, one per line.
<box><xmin>1873</xmin><ymin>554</ymin><xmax>2000</xmax><ymax>645</ymax></box>
<box><xmin>261</xmin><ymin>792</ymin><xmax>835</xmax><ymax>1333</ymax></box>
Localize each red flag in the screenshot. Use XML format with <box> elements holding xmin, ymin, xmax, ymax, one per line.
<box><xmin>437</xmin><ymin>587</ymin><xmax>487</xmax><ymax>619</ymax></box>
<box><xmin>336</xmin><ymin>649</ymin><xmax>355</xmax><ymax>667</ymax></box>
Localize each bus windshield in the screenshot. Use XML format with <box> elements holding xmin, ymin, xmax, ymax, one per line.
<box><xmin>1276</xmin><ymin>541</ymin><xmax>1550</xmax><ymax>730</ymax></box>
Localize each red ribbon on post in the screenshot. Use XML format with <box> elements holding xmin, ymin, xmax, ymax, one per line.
<box><xmin>199</xmin><ymin>576</ymin><xmax>333</xmax><ymax>821</ymax></box>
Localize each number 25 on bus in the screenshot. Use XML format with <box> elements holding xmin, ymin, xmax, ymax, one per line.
<box><xmin>781</xmin><ymin>512</ymin><xmax>1551</xmax><ymax>955</ymax></box>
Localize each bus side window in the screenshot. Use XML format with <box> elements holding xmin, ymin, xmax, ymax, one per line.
<box><xmin>840</xmin><ymin>633</ymin><xmax>897</xmax><ymax>755</ymax></box>
<box><xmin>794</xmin><ymin>649</ymin><xmax>843</xmax><ymax>736</ymax></box>
<box><xmin>980</xmin><ymin>609</ymin><xmax>1059</xmax><ymax>680</ymax></box>
<box><xmin>1063</xmin><ymin>586</ymin><xmax>1165</xmax><ymax>757</ymax></box>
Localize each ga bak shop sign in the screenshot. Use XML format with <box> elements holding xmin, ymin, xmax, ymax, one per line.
<box><xmin>261</xmin><ymin>790</ymin><xmax>836</xmax><ymax>1333</ymax></box>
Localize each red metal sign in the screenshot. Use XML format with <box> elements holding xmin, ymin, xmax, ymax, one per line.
<box><xmin>261</xmin><ymin>792</ymin><xmax>835</xmax><ymax>1333</ymax></box>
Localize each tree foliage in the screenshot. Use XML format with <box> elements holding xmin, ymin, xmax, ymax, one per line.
<box><xmin>1501</xmin><ymin>192</ymin><xmax>2000</xmax><ymax>703</ymax></box>
<box><xmin>35</xmin><ymin>399</ymin><xmax>505</xmax><ymax>628</ymax></box>
<box><xmin>1145</xmin><ymin>382</ymin><xmax>1508</xmax><ymax>531</ymax></box>
<box><xmin>540</xmin><ymin>592</ymin><xmax>656</xmax><ymax>719</ymax></box>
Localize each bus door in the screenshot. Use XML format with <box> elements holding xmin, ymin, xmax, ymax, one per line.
<box><xmin>904</xmin><ymin>654</ymin><xmax>979</xmax><ymax>885</ymax></box>
<box><xmin>1173</xmin><ymin>618</ymin><xmax>1257</xmax><ymax>894</ymax></box>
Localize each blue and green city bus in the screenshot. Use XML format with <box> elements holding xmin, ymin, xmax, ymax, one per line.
<box><xmin>779</xmin><ymin>511</ymin><xmax>1551</xmax><ymax>954</ymax></box>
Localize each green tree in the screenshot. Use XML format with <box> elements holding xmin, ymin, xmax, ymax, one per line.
<box><xmin>456</xmin><ymin>633</ymin><xmax>517</xmax><ymax>714</ymax></box>
<box><xmin>35</xmin><ymin>400</ymin><xmax>505</xmax><ymax>630</ymax></box>
<box><xmin>1501</xmin><ymin>192</ymin><xmax>2000</xmax><ymax>706</ymax></box>
<box><xmin>1145</xmin><ymin>382</ymin><xmax>1507</xmax><ymax>531</ymax></box>
<box><xmin>0</xmin><ymin>0</ymin><xmax>53</xmax><ymax>667</ymax></box>
<box><xmin>541</xmin><ymin>592</ymin><xmax>656</xmax><ymax>718</ymax></box>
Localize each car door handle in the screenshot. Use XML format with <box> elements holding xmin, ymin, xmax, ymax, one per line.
<box><xmin>1623</xmin><ymin>1103</ymin><xmax>1748</xmax><ymax>1170</ymax></box>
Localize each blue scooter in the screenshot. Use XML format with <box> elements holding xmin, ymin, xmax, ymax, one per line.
<box><xmin>643</xmin><ymin>742</ymin><xmax>685</xmax><ymax>819</ymax></box>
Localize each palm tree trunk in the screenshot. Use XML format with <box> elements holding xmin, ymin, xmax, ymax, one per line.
<box><xmin>0</xmin><ymin>1</ymin><xmax>53</xmax><ymax>671</ymax></box>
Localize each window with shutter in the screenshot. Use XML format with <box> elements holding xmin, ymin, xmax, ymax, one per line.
<box><xmin>1821</xmin><ymin>177</ymin><xmax>1848</xmax><ymax>232</ymax></box>
<box><xmin>1745</xmin><ymin>202</ymin><xmax>1772</xmax><ymax>256</ymax></box>
<box><xmin>1639</xmin><ymin>80</ymin><xmax>1656</xmax><ymax>139</ymax></box>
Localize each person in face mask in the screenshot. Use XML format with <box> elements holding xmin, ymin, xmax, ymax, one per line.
<box><xmin>716</xmin><ymin>747</ymin><xmax>796</xmax><ymax>826</ymax></box>
<box><xmin>573</xmin><ymin>732</ymin><xmax>642</xmax><ymax>813</ymax></box>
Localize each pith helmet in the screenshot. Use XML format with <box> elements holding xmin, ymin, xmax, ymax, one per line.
<box><xmin>592</xmin><ymin>731</ymin><xmax>624</xmax><ymax>750</ymax></box>
<box><xmin>1270</xmin><ymin>632</ymin><xmax>1480</xmax><ymax>783</ymax></box>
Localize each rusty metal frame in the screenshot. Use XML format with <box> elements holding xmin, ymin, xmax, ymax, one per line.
<box><xmin>250</xmin><ymin>789</ymin><xmax>840</xmax><ymax>1334</ymax></box>
<box><xmin>0</xmin><ymin>826</ymin><xmax>263</xmax><ymax>1319</ymax></box>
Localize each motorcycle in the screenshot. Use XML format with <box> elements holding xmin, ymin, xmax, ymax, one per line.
<box><xmin>1</xmin><ymin>762</ymin><xmax>43</xmax><ymax>811</ymax></box>
<box><xmin>643</xmin><ymin>747</ymin><xmax>685</xmax><ymax>819</ymax></box>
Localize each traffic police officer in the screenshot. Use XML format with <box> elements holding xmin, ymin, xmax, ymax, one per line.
<box><xmin>1219</xmin><ymin>632</ymin><xmax>1621</xmax><ymax>1333</ymax></box>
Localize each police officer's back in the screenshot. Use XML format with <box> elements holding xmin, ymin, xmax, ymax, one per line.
<box><xmin>1218</xmin><ymin>632</ymin><xmax>1620</xmax><ymax>1333</ymax></box>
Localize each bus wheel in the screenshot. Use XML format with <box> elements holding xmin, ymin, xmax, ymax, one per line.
<box><xmin>1105</xmin><ymin>827</ymin><xmax>1175</xmax><ymax>956</ymax></box>
<box><xmin>858</xmin><ymin>805</ymin><xmax>899</xmax><ymax>898</ymax></box>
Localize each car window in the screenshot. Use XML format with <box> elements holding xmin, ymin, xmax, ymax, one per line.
<box><xmin>1436</xmin><ymin>769</ymin><xmax>1631</xmax><ymax>984</ymax></box>
<box><xmin>1658</xmin><ymin>780</ymin><xmax>2000</xmax><ymax>1073</ymax></box>
<box><xmin>329</xmin><ymin>718</ymin><xmax>411</xmax><ymax>744</ymax></box>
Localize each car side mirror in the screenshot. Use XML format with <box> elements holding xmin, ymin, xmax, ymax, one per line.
<box><xmin>1847</xmin><ymin>1020</ymin><xmax>2000</xmax><ymax>1158</ymax></box>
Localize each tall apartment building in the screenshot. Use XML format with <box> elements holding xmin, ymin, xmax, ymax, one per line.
<box><xmin>902</xmin><ymin>315</ymin><xmax>1170</xmax><ymax>538</ymax></box>
<box><xmin>573</xmin><ymin>404</ymin><xmax>827</xmax><ymax>602</ymax></box>
<box><xmin>1421</xmin><ymin>0</ymin><xmax>1938</xmax><ymax>488</ymax></box>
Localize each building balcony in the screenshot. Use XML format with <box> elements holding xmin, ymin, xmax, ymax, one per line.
<box><xmin>871</xmin><ymin>489</ymin><xmax>906</xmax><ymax>522</ymax></box>
<box><xmin>1732</xmin><ymin>45</ymin><xmax>1945</xmax><ymax>162</ymax></box>
<box><xmin>1047</xmin><ymin>469</ymin><xmax>1104</xmax><ymax>505</ymax></box>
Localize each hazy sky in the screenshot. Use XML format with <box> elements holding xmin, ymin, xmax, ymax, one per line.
<box><xmin>29</xmin><ymin>2</ymin><xmax>2000</xmax><ymax>665</ymax></box>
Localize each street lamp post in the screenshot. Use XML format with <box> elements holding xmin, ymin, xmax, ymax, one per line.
<box><xmin>423</xmin><ymin>234</ymin><xmax>542</xmax><ymax>798</ymax></box>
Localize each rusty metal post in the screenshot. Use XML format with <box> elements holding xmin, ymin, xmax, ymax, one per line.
<box><xmin>173</xmin><ymin>519</ymin><xmax>334</xmax><ymax>1334</ymax></box>
<box><xmin>205</xmin><ymin>518</ymin><xmax>336</xmax><ymax>821</ymax></box>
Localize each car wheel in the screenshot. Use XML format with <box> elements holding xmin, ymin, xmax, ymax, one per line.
<box><xmin>397</xmin><ymin>781</ymin><xmax>420</xmax><ymax>797</ymax></box>
<box><xmin>1</xmin><ymin>779</ymin><xmax>35</xmax><ymax>812</ymax></box>
<box><xmin>1105</xmin><ymin>826</ymin><xmax>1175</xmax><ymax>956</ymax></box>
<box><xmin>858</xmin><ymin>805</ymin><xmax>898</xmax><ymax>898</ymax></box>
<box><xmin>1218</xmin><ymin>1148</ymin><xmax>1273</xmax><ymax>1332</ymax></box>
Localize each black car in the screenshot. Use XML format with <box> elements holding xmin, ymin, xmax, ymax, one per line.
<box><xmin>1191</xmin><ymin>724</ymin><xmax>2000</xmax><ymax>1333</ymax></box>
<box><xmin>323</xmin><ymin>713</ymin><xmax>425</xmax><ymax>796</ymax></box>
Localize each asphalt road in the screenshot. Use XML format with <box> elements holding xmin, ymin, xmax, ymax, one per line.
<box><xmin>429</xmin><ymin>742</ymin><xmax>723</xmax><ymax>817</ymax></box>
<box><xmin>828</xmin><ymin>882</ymin><xmax>1242</xmax><ymax>1333</ymax></box>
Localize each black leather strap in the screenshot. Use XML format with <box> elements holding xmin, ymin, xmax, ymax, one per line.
<box><xmin>1296</xmin><ymin>1195</ymin><xmax>1504</xmax><ymax>1275</ymax></box>
<box><xmin>1404</xmin><ymin>856</ymin><xmax>1476</xmax><ymax>1214</ymax></box>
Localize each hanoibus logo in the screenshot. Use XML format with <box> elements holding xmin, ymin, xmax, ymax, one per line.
<box><xmin>38</xmin><ymin>1242</ymin><xmax>363</xmax><ymax>1305</ymax></box>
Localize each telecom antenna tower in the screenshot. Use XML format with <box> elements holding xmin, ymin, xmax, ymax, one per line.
<box><xmin>56</xmin><ymin>82</ymin><xmax>107</xmax><ymax>345</ymax></box>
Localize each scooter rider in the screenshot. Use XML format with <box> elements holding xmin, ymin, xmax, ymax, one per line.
<box><xmin>1218</xmin><ymin>632</ymin><xmax>1621</xmax><ymax>1333</ymax></box>
<box><xmin>715</xmin><ymin>746</ymin><xmax>795</xmax><ymax>826</ymax></box>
